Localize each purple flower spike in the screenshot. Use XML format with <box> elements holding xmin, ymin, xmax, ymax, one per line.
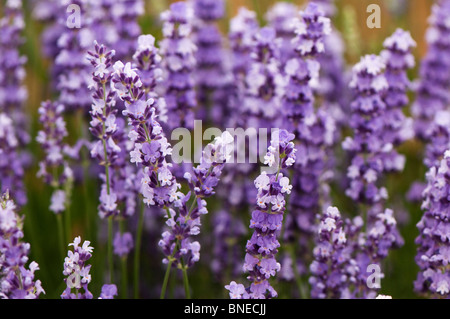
<box><xmin>381</xmin><ymin>29</ymin><xmax>416</xmax><ymax>170</ymax></box>
<box><xmin>192</xmin><ymin>0</ymin><xmax>229</xmax><ymax>124</ymax></box>
<box><xmin>159</xmin><ymin>132</ymin><xmax>233</xmax><ymax>270</ymax></box>
<box><xmin>0</xmin><ymin>192</ymin><xmax>45</xmax><ymax>299</ymax></box>
<box><xmin>160</xmin><ymin>2</ymin><xmax>197</xmax><ymax>130</ymax></box>
<box><xmin>0</xmin><ymin>0</ymin><xmax>29</xmax><ymax>207</ymax></box>
<box><xmin>61</xmin><ymin>236</ymin><xmax>94</xmax><ymax>299</ymax></box>
<box><xmin>226</xmin><ymin>130</ymin><xmax>296</xmax><ymax>299</ymax></box>
<box><xmin>412</xmin><ymin>0</ymin><xmax>450</xmax><ymax>142</ymax></box>
<box><xmin>415</xmin><ymin>150</ymin><xmax>450</xmax><ymax>297</ymax></box>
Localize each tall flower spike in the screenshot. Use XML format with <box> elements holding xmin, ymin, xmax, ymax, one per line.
<box><xmin>226</xmin><ymin>129</ymin><xmax>296</xmax><ymax>299</ymax></box>
<box><xmin>54</xmin><ymin>0</ymin><xmax>94</xmax><ymax>111</ymax></box>
<box><xmin>36</xmin><ymin>101</ymin><xmax>73</xmax><ymax>214</ymax></box>
<box><xmin>381</xmin><ymin>28</ymin><xmax>416</xmax><ymax>171</ymax></box>
<box><xmin>280</xmin><ymin>3</ymin><xmax>334</xmax><ymax>276</ymax></box>
<box><xmin>87</xmin><ymin>42</ymin><xmax>123</xmax><ymax>219</ymax></box>
<box><xmin>160</xmin><ymin>2</ymin><xmax>197</xmax><ymax>130</ymax></box>
<box><xmin>226</xmin><ymin>7</ymin><xmax>259</xmax><ymax>129</ymax></box>
<box><xmin>343</xmin><ymin>54</ymin><xmax>390</xmax><ymax>210</ymax></box>
<box><xmin>112</xmin><ymin>58</ymin><xmax>181</xmax><ymax>209</ymax></box>
<box><xmin>0</xmin><ymin>192</ymin><xmax>45</xmax><ymax>299</ymax></box>
<box><xmin>414</xmin><ymin>2</ymin><xmax>450</xmax><ymax>170</ymax></box>
<box><xmin>0</xmin><ymin>0</ymin><xmax>28</xmax><ymax>137</ymax></box>
<box><xmin>192</xmin><ymin>0</ymin><xmax>230</xmax><ymax>124</ymax></box>
<box><xmin>265</xmin><ymin>2</ymin><xmax>298</xmax><ymax>69</ymax></box>
<box><xmin>415</xmin><ymin>150</ymin><xmax>450</xmax><ymax>297</ymax></box>
<box><xmin>0</xmin><ymin>113</ymin><xmax>26</xmax><ymax>207</ymax></box>
<box><xmin>133</xmin><ymin>34</ymin><xmax>167</xmax><ymax>122</ymax></box>
<box><xmin>0</xmin><ymin>0</ymin><xmax>29</xmax><ymax>207</ymax></box>
<box><xmin>61</xmin><ymin>236</ymin><xmax>117</xmax><ymax>299</ymax></box>
<box><xmin>242</xmin><ymin>26</ymin><xmax>285</xmax><ymax>131</ymax></box>
<box><xmin>110</xmin><ymin>0</ymin><xmax>144</xmax><ymax>61</ymax></box>
<box><xmin>309</xmin><ymin>206</ymin><xmax>350</xmax><ymax>299</ymax></box>
<box><xmin>340</xmin><ymin>55</ymin><xmax>403</xmax><ymax>298</ymax></box>
<box><xmin>412</xmin><ymin>0</ymin><xmax>450</xmax><ymax>142</ymax></box>
<box><xmin>229</xmin><ymin>7</ymin><xmax>259</xmax><ymax>85</ymax></box>
<box><xmin>159</xmin><ymin>131</ymin><xmax>234</xmax><ymax>270</ymax></box>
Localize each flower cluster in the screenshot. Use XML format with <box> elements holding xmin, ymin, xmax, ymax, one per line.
<box><xmin>0</xmin><ymin>113</ymin><xmax>26</xmax><ymax>207</ymax></box>
<box><xmin>160</xmin><ymin>2</ymin><xmax>197</xmax><ymax>130</ymax></box>
<box><xmin>61</xmin><ymin>236</ymin><xmax>95</xmax><ymax>299</ymax></box>
<box><xmin>280</xmin><ymin>4</ymin><xmax>335</xmax><ymax>276</ymax></box>
<box><xmin>0</xmin><ymin>0</ymin><xmax>28</xmax><ymax>207</ymax></box>
<box><xmin>54</xmin><ymin>0</ymin><xmax>93</xmax><ymax>111</ymax></box>
<box><xmin>112</xmin><ymin>59</ymin><xmax>181</xmax><ymax>208</ymax></box>
<box><xmin>0</xmin><ymin>192</ymin><xmax>45</xmax><ymax>299</ymax></box>
<box><xmin>415</xmin><ymin>150</ymin><xmax>450</xmax><ymax>297</ymax></box>
<box><xmin>36</xmin><ymin>101</ymin><xmax>73</xmax><ymax>214</ymax></box>
<box><xmin>242</xmin><ymin>26</ymin><xmax>284</xmax><ymax>130</ymax></box>
<box><xmin>309</xmin><ymin>206</ymin><xmax>349</xmax><ymax>299</ymax></box>
<box><xmin>412</xmin><ymin>0</ymin><xmax>450</xmax><ymax>142</ymax></box>
<box><xmin>111</xmin><ymin>0</ymin><xmax>144</xmax><ymax>61</ymax></box>
<box><xmin>132</xmin><ymin>35</ymin><xmax>167</xmax><ymax>122</ymax></box>
<box><xmin>381</xmin><ymin>29</ymin><xmax>416</xmax><ymax>169</ymax></box>
<box><xmin>226</xmin><ymin>129</ymin><xmax>296</xmax><ymax>299</ymax></box>
<box><xmin>309</xmin><ymin>205</ymin><xmax>399</xmax><ymax>299</ymax></box>
<box><xmin>265</xmin><ymin>2</ymin><xmax>298</xmax><ymax>68</ymax></box>
<box><xmin>159</xmin><ymin>131</ymin><xmax>233</xmax><ymax>271</ymax></box>
<box><xmin>343</xmin><ymin>54</ymin><xmax>390</xmax><ymax>208</ymax></box>
<box><xmin>228</xmin><ymin>8</ymin><xmax>259</xmax><ymax>86</ymax></box>
<box><xmin>88</xmin><ymin>42</ymin><xmax>122</xmax><ymax>219</ymax></box>
<box><xmin>0</xmin><ymin>0</ymin><xmax>28</xmax><ymax>132</ymax></box>
<box><xmin>192</xmin><ymin>0</ymin><xmax>229</xmax><ymax>123</ymax></box>
<box><xmin>61</xmin><ymin>236</ymin><xmax>118</xmax><ymax>299</ymax></box>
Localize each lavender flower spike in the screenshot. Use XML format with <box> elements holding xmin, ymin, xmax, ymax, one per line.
<box><xmin>87</xmin><ymin>42</ymin><xmax>122</xmax><ymax>219</ymax></box>
<box><xmin>36</xmin><ymin>101</ymin><xmax>73</xmax><ymax>214</ymax></box>
<box><xmin>411</xmin><ymin>0</ymin><xmax>450</xmax><ymax>141</ymax></box>
<box><xmin>415</xmin><ymin>150</ymin><xmax>450</xmax><ymax>297</ymax></box>
<box><xmin>61</xmin><ymin>236</ymin><xmax>118</xmax><ymax>299</ymax></box>
<box><xmin>226</xmin><ymin>130</ymin><xmax>296</xmax><ymax>299</ymax></box>
<box><xmin>160</xmin><ymin>2</ymin><xmax>197</xmax><ymax>130</ymax></box>
<box><xmin>0</xmin><ymin>192</ymin><xmax>45</xmax><ymax>299</ymax></box>
<box><xmin>309</xmin><ymin>206</ymin><xmax>349</xmax><ymax>299</ymax></box>
<box><xmin>381</xmin><ymin>28</ymin><xmax>416</xmax><ymax>159</ymax></box>
<box><xmin>159</xmin><ymin>131</ymin><xmax>234</xmax><ymax>271</ymax></box>
<box><xmin>343</xmin><ymin>54</ymin><xmax>390</xmax><ymax>209</ymax></box>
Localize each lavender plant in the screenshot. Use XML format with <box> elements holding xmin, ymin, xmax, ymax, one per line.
<box><xmin>0</xmin><ymin>192</ymin><xmax>45</xmax><ymax>299</ymax></box>
<box><xmin>1</xmin><ymin>0</ymin><xmax>449</xmax><ymax>301</ymax></box>
<box><xmin>415</xmin><ymin>150</ymin><xmax>450</xmax><ymax>297</ymax></box>
<box><xmin>160</xmin><ymin>2</ymin><xmax>197</xmax><ymax>131</ymax></box>
<box><xmin>226</xmin><ymin>129</ymin><xmax>296</xmax><ymax>299</ymax></box>
<box><xmin>61</xmin><ymin>236</ymin><xmax>118</xmax><ymax>299</ymax></box>
<box><xmin>0</xmin><ymin>0</ymin><xmax>28</xmax><ymax>207</ymax></box>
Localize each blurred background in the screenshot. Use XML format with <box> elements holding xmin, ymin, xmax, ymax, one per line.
<box><xmin>2</xmin><ymin>0</ymin><xmax>436</xmax><ymax>299</ymax></box>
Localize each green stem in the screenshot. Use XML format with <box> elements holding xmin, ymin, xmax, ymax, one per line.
<box><xmin>121</xmin><ymin>256</ymin><xmax>128</xmax><ymax>299</ymax></box>
<box><xmin>56</xmin><ymin>213</ymin><xmax>65</xmax><ymax>259</ymax></box>
<box><xmin>119</xmin><ymin>219</ymin><xmax>128</xmax><ymax>299</ymax></box>
<box><xmin>160</xmin><ymin>245</ymin><xmax>179</xmax><ymax>299</ymax></box>
<box><xmin>64</xmin><ymin>179</ymin><xmax>73</xmax><ymax>244</ymax></box>
<box><xmin>181</xmin><ymin>264</ymin><xmax>191</xmax><ymax>299</ymax></box>
<box><xmin>108</xmin><ymin>216</ymin><xmax>114</xmax><ymax>284</ymax></box>
<box><xmin>134</xmin><ymin>201</ymin><xmax>145</xmax><ymax>299</ymax></box>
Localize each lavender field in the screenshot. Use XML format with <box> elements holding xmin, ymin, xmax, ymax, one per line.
<box><xmin>0</xmin><ymin>0</ymin><xmax>448</xmax><ymax>300</ymax></box>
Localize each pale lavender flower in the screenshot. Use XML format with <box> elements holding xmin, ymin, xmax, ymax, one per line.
<box><xmin>415</xmin><ymin>150</ymin><xmax>450</xmax><ymax>297</ymax></box>
<box><xmin>61</xmin><ymin>236</ymin><xmax>94</xmax><ymax>299</ymax></box>
<box><xmin>160</xmin><ymin>2</ymin><xmax>197</xmax><ymax>130</ymax></box>
<box><xmin>226</xmin><ymin>130</ymin><xmax>296</xmax><ymax>299</ymax></box>
<box><xmin>0</xmin><ymin>192</ymin><xmax>45</xmax><ymax>299</ymax></box>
